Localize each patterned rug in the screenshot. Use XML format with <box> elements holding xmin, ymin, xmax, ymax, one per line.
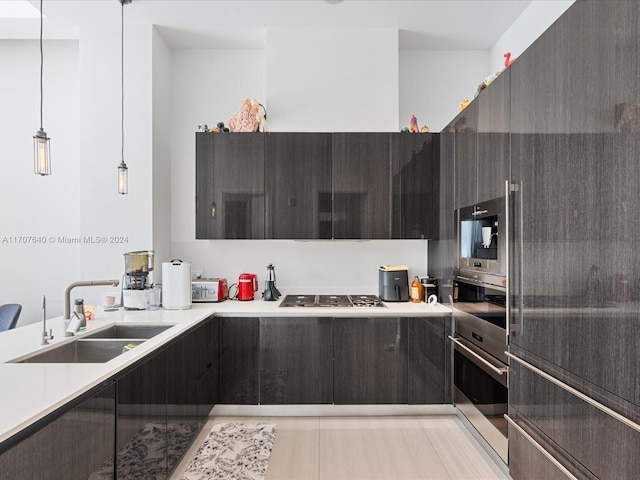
<box><xmin>182</xmin><ymin>423</ymin><xmax>277</xmax><ymax>480</ymax></box>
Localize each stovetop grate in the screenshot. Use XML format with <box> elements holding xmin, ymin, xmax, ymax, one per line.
<box><xmin>279</xmin><ymin>294</ymin><xmax>386</xmax><ymax>308</ymax></box>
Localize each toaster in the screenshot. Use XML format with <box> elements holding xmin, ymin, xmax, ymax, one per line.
<box><xmin>192</xmin><ymin>278</ymin><xmax>228</xmax><ymax>302</ymax></box>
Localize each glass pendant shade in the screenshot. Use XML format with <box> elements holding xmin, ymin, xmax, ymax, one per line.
<box><xmin>33</xmin><ymin>128</ymin><xmax>51</xmax><ymax>176</ymax></box>
<box><xmin>118</xmin><ymin>161</ymin><xmax>128</xmax><ymax>194</ymax></box>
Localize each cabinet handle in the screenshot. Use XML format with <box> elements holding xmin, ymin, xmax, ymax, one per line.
<box><xmin>504</xmin><ymin>414</ymin><xmax>578</xmax><ymax>480</ymax></box>
<box><xmin>449</xmin><ymin>335</ymin><xmax>507</xmax><ymax>375</ymax></box>
<box><xmin>504</xmin><ymin>179</ymin><xmax>511</xmax><ymax>347</ymax></box>
<box><xmin>196</xmin><ymin>362</ymin><xmax>212</xmax><ymax>380</ymax></box>
<box><xmin>506</xmin><ymin>352</ymin><xmax>640</xmax><ymax>434</ymax></box>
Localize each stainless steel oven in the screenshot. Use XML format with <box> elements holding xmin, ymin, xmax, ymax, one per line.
<box><xmin>450</xmin><ymin>278</ymin><xmax>509</xmax><ymax>464</ymax></box>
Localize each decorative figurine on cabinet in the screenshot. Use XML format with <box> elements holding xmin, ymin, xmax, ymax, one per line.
<box><xmin>409</xmin><ymin>114</ymin><xmax>419</xmax><ymax>133</ymax></box>
<box><xmin>504</xmin><ymin>51</ymin><xmax>516</xmax><ymax>67</ymax></box>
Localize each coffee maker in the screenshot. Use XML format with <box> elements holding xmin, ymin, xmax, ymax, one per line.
<box><xmin>262</xmin><ymin>263</ymin><xmax>281</xmax><ymax>301</ymax></box>
<box><xmin>122</xmin><ymin>250</ymin><xmax>154</xmax><ymax>310</ymax></box>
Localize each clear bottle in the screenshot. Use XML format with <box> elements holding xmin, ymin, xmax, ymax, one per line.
<box><xmin>410</xmin><ymin>276</ymin><xmax>423</xmax><ymax>303</ymax></box>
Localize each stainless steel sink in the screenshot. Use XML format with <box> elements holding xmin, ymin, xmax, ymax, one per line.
<box><xmin>12</xmin><ymin>339</ymin><xmax>145</xmax><ymax>364</ymax></box>
<box><xmin>82</xmin><ymin>324</ymin><xmax>173</xmax><ymax>340</ymax></box>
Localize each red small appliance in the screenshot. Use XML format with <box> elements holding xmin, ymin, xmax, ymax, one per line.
<box><xmin>237</xmin><ymin>273</ymin><xmax>258</xmax><ymax>301</ymax></box>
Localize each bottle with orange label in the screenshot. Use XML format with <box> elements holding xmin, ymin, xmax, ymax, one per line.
<box><xmin>410</xmin><ymin>276</ymin><xmax>423</xmax><ymax>303</ymax></box>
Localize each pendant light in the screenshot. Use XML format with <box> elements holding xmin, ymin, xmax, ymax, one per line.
<box><xmin>117</xmin><ymin>0</ymin><xmax>131</xmax><ymax>194</ymax></box>
<box><xmin>33</xmin><ymin>0</ymin><xmax>51</xmax><ymax>176</ymax></box>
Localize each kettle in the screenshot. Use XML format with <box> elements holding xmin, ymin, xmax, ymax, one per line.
<box><xmin>237</xmin><ymin>273</ymin><xmax>258</xmax><ymax>301</ymax></box>
<box><xmin>262</xmin><ymin>264</ymin><xmax>281</xmax><ymax>301</ymax></box>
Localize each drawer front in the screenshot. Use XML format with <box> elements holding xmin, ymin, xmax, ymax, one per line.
<box><xmin>509</xmin><ymin>358</ymin><xmax>640</xmax><ymax>479</ymax></box>
<box><xmin>507</xmin><ymin>416</ymin><xmax>579</xmax><ymax>480</ymax></box>
<box><xmin>510</xmin><ymin>312</ymin><xmax>639</xmax><ymax>408</ymax></box>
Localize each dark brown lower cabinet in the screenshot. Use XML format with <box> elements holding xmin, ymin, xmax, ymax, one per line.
<box><xmin>0</xmin><ymin>381</ymin><xmax>116</xmax><ymax>479</ymax></box>
<box><xmin>116</xmin><ymin>319</ymin><xmax>215</xmax><ymax>479</ymax></box>
<box><xmin>407</xmin><ymin>316</ymin><xmax>450</xmax><ymax>404</ymax></box>
<box><xmin>197</xmin><ymin>318</ymin><xmax>218</xmax><ymax>426</ymax></box>
<box><xmin>509</xmin><ymin>357</ymin><xmax>640</xmax><ymax>479</ymax></box>
<box><xmin>508</xmin><ymin>419</ymin><xmax>575</xmax><ymax>480</ymax></box>
<box><xmin>166</xmin><ymin>326</ymin><xmax>202</xmax><ymax>474</ymax></box>
<box><xmin>223</xmin><ymin>315</ymin><xmax>449</xmax><ymax>406</ymax></box>
<box><xmin>117</xmin><ymin>348</ymin><xmax>168</xmax><ymax>480</ymax></box>
<box><xmin>220</xmin><ymin>317</ymin><xmax>260</xmax><ymax>404</ymax></box>
<box><xmin>260</xmin><ymin>317</ymin><xmax>333</xmax><ymax>404</ymax></box>
<box><xmin>334</xmin><ymin>317</ymin><xmax>408</xmax><ymax>404</ymax></box>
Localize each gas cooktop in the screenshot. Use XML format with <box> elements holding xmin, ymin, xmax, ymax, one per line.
<box><xmin>279</xmin><ymin>294</ymin><xmax>386</xmax><ymax>308</ymax></box>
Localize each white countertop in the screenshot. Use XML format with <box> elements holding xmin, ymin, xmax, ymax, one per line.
<box><xmin>0</xmin><ymin>298</ymin><xmax>451</xmax><ymax>446</ymax></box>
<box><xmin>208</xmin><ymin>296</ymin><xmax>452</xmax><ymax>317</ymax></box>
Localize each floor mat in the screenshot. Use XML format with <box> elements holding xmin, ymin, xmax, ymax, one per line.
<box><xmin>182</xmin><ymin>422</ymin><xmax>277</xmax><ymax>480</ymax></box>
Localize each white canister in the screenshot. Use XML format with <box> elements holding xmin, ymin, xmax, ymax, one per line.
<box><xmin>162</xmin><ymin>260</ymin><xmax>192</xmax><ymax>310</ymax></box>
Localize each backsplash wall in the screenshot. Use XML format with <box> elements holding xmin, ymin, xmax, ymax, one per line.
<box><xmin>171</xmin><ymin>239</ymin><xmax>428</xmax><ymax>294</ymax></box>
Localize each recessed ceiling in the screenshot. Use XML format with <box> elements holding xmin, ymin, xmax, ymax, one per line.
<box><xmin>3</xmin><ymin>0</ymin><xmax>534</xmax><ymax>50</ymax></box>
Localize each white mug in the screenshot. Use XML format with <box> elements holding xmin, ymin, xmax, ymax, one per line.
<box><xmin>482</xmin><ymin>227</ymin><xmax>492</xmax><ymax>248</ymax></box>
<box><xmin>427</xmin><ymin>294</ymin><xmax>438</xmax><ymax>305</ymax></box>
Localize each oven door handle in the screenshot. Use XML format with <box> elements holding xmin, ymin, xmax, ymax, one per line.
<box><xmin>448</xmin><ymin>335</ymin><xmax>508</xmax><ymax>376</ymax></box>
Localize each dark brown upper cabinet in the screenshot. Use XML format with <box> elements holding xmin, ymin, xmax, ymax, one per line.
<box><xmin>332</xmin><ymin>133</ymin><xmax>392</xmax><ymax>239</ymax></box>
<box><xmin>453</xmin><ymin>100</ymin><xmax>478</xmax><ymax>209</ymax></box>
<box><xmin>196</xmin><ymin>132</ymin><xmax>439</xmax><ymax>240</ymax></box>
<box><xmin>265</xmin><ymin>133</ymin><xmax>333</xmax><ymax>239</ymax></box>
<box><xmin>196</xmin><ymin>133</ymin><xmax>265</xmax><ymax>239</ymax></box>
<box><xmin>391</xmin><ymin>133</ymin><xmax>440</xmax><ymax>239</ymax></box>
<box><xmin>477</xmin><ymin>68</ymin><xmax>510</xmax><ymax>203</ymax></box>
<box><xmin>451</xmin><ymin>70</ymin><xmax>511</xmax><ymax>211</ymax></box>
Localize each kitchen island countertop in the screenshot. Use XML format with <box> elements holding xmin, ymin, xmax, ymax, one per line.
<box><xmin>0</xmin><ymin>299</ymin><xmax>451</xmax><ymax>446</ymax></box>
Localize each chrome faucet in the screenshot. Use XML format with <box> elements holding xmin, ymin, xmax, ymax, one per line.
<box><xmin>64</xmin><ymin>280</ymin><xmax>120</xmax><ymax>319</ymax></box>
<box><xmin>40</xmin><ymin>295</ymin><xmax>54</xmax><ymax>345</ymax></box>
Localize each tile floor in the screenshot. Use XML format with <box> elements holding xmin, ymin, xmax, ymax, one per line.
<box><xmin>170</xmin><ymin>415</ymin><xmax>509</xmax><ymax>480</ymax></box>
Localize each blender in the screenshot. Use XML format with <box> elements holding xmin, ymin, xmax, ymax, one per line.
<box><xmin>122</xmin><ymin>250</ymin><xmax>155</xmax><ymax>310</ymax></box>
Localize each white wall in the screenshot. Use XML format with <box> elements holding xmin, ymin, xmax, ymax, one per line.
<box><xmin>266</xmin><ymin>28</ymin><xmax>399</xmax><ymax>132</ymax></box>
<box><xmin>0</xmin><ymin>40</ymin><xmax>81</xmax><ymax>326</ymax></box>
<box><xmin>152</xmin><ymin>28</ymin><xmax>173</xmax><ymax>272</ymax></box>
<box><xmin>171</xmin><ymin>240</ymin><xmax>429</xmax><ymax>295</ymax></box>
<box><xmin>0</xmin><ymin>26</ymin><xmax>158</xmax><ymax>325</ymax></box>
<box><xmin>490</xmin><ymin>0</ymin><xmax>574</xmax><ymax>72</ymax></box>
<box><xmin>399</xmin><ymin>50</ymin><xmax>490</xmax><ymax>133</ymax></box>
<box><xmin>76</xmin><ymin>24</ymin><xmax>156</xmax><ymax>306</ymax></box>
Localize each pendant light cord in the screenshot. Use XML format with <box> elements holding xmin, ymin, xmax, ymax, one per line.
<box><xmin>121</xmin><ymin>0</ymin><xmax>125</xmax><ymax>164</ymax></box>
<box><xmin>39</xmin><ymin>0</ymin><xmax>44</xmax><ymax>131</ymax></box>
